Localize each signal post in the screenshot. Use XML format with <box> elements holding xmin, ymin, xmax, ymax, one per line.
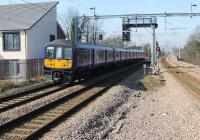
<box><xmin>122</xmin><ymin>17</ymin><xmax>158</xmax><ymax>73</ymax></box>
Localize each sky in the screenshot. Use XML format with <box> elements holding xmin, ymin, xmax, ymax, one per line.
<box><xmin>1</xmin><ymin>0</ymin><xmax>200</xmax><ymax>49</ymax></box>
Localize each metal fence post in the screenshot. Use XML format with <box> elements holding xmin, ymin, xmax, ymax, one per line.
<box><xmin>13</xmin><ymin>60</ymin><xmax>17</xmax><ymax>82</ymax></box>
<box><xmin>37</xmin><ymin>59</ymin><xmax>40</xmax><ymax>80</ymax></box>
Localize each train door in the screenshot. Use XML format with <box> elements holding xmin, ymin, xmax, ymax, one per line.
<box><xmin>105</xmin><ymin>50</ymin><xmax>108</xmax><ymax>64</ymax></box>
<box><xmin>54</xmin><ymin>47</ymin><xmax>63</xmax><ymax>68</ymax></box>
<box><xmin>92</xmin><ymin>49</ymin><xmax>95</xmax><ymax>68</ymax></box>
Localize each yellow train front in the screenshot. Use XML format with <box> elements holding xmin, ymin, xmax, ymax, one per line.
<box><xmin>44</xmin><ymin>40</ymin><xmax>73</xmax><ymax>82</ymax></box>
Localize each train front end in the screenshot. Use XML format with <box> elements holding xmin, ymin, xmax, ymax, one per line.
<box><xmin>44</xmin><ymin>40</ymin><xmax>73</xmax><ymax>82</ymax></box>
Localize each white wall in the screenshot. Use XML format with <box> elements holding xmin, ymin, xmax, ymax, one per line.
<box><xmin>0</xmin><ymin>30</ymin><xmax>26</xmax><ymax>60</ymax></box>
<box><xmin>26</xmin><ymin>7</ymin><xmax>57</xmax><ymax>59</ymax></box>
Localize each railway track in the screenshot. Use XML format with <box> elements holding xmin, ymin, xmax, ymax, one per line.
<box><xmin>166</xmin><ymin>56</ymin><xmax>200</xmax><ymax>75</ymax></box>
<box><xmin>0</xmin><ymin>62</ymin><xmax>143</xmax><ymax>140</ymax></box>
<box><xmin>0</xmin><ymin>83</ymin><xmax>75</xmax><ymax>113</ymax></box>
<box><xmin>161</xmin><ymin>57</ymin><xmax>200</xmax><ymax>97</ymax></box>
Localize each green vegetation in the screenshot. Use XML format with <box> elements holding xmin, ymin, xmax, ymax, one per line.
<box><xmin>0</xmin><ymin>78</ymin><xmax>45</xmax><ymax>93</ymax></box>
<box><xmin>0</xmin><ymin>81</ymin><xmax>21</xmax><ymax>93</ymax></box>
<box><xmin>181</xmin><ymin>26</ymin><xmax>200</xmax><ymax>65</ymax></box>
<box><xmin>140</xmin><ymin>75</ymin><xmax>165</xmax><ymax>91</ymax></box>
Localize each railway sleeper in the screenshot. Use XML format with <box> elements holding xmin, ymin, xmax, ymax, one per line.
<box><xmin>23</xmin><ymin>124</ymin><xmax>43</xmax><ymax>129</ymax></box>
<box><xmin>0</xmin><ymin>104</ymin><xmax>9</xmax><ymax>107</ymax></box>
<box><xmin>12</xmin><ymin>98</ymin><xmax>26</xmax><ymax>102</ymax></box>
<box><xmin>35</xmin><ymin>116</ymin><xmax>55</xmax><ymax>121</ymax></box>
<box><xmin>2</xmin><ymin>133</ymin><xmax>25</xmax><ymax>140</ymax></box>
<box><xmin>10</xmin><ymin>128</ymin><xmax>35</xmax><ymax>135</ymax></box>
<box><xmin>48</xmin><ymin>110</ymin><xmax>65</xmax><ymax>114</ymax></box>
<box><xmin>0</xmin><ymin>102</ymin><xmax>14</xmax><ymax>105</ymax></box>
<box><xmin>7</xmin><ymin>100</ymin><xmax>21</xmax><ymax>103</ymax></box>
<box><xmin>42</xmin><ymin>112</ymin><xmax>61</xmax><ymax>118</ymax></box>
<box><xmin>29</xmin><ymin>120</ymin><xmax>49</xmax><ymax>125</ymax></box>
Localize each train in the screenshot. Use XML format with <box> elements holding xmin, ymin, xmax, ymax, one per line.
<box><xmin>44</xmin><ymin>39</ymin><xmax>144</xmax><ymax>82</ymax></box>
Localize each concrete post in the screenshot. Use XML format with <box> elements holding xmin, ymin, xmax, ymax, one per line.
<box><xmin>73</xmin><ymin>18</ymin><xmax>79</xmax><ymax>42</ymax></box>
<box><xmin>151</xmin><ymin>24</ymin><xmax>156</xmax><ymax>73</ymax></box>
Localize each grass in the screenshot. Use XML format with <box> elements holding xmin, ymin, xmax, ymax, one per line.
<box><xmin>140</xmin><ymin>75</ymin><xmax>165</xmax><ymax>92</ymax></box>
<box><xmin>0</xmin><ymin>81</ymin><xmax>21</xmax><ymax>93</ymax></box>
<box><xmin>0</xmin><ymin>77</ymin><xmax>45</xmax><ymax>93</ymax></box>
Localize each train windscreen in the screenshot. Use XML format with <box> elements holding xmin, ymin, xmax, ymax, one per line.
<box><xmin>46</xmin><ymin>46</ymin><xmax>54</xmax><ymax>59</ymax></box>
<box><xmin>46</xmin><ymin>47</ymin><xmax>72</xmax><ymax>60</ymax></box>
<box><xmin>56</xmin><ymin>47</ymin><xmax>62</xmax><ymax>59</ymax></box>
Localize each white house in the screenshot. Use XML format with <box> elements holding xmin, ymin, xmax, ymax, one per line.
<box><xmin>0</xmin><ymin>1</ymin><xmax>66</xmax><ymax>60</ymax></box>
<box><xmin>0</xmin><ymin>2</ymin><xmax>66</xmax><ymax>80</ymax></box>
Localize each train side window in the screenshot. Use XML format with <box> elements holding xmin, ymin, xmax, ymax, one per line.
<box><xmin>100</xmin><ymin>51</ymin><xmax>105</xmax><ymax>60</ymax></box>
<box><xmin>87</xmin><ymin>50</ymin><xmax>91</xmax><ymax>60</ymax></box>
<box><xmin>85</xmin><ymin>50</ymin><xmax>89</xmax><ymax>60</ymax></box>
<box><xmin>80</xmin><ymin>49</ymin><xmax>84</xmax><ymax>59</ymax></box>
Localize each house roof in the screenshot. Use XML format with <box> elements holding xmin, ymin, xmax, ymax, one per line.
<box><xmin>0</xmin><ymin>2</ymin><xmax>58</xmax><ymax>31</ymax></box>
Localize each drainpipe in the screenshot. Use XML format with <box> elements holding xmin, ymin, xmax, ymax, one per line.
<box><xmin>24</xmin><ymin>30</ymin><xmax>27</xmax><ymax>81</ymax></box>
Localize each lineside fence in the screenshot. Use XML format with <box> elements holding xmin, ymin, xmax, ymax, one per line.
<box><xmin>0</xmin><ymin>59</ymin><xmax>44</xmax><ymax>82</ymax></box>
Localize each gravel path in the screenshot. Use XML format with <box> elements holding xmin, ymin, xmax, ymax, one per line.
<box><xmin>107</xmin><ymin>60</ymin><xmax>200</xmax><ymax>140</ymax></box>
<box><xmin>166</xmin><ymin>55</ymin><xmax>200</xmax><ymax>81</ymax></box>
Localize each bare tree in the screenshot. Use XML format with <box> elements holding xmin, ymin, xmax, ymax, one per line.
<box><xmin>63</xmin><ymin>7</ymin><xmax>103</xmax><ymax>43</ymax></box>
<box><xmin>102</xmin><ymin>35</ymin><xmax>124</xmax><ymax>48</ymax></box>
<box><xmin>87</xmin><ymin>19</ymin><xmax>103</xmax><ymax>44</ymax></box>
<box><xmin>181</xmin><ymin>25</ymin><xmax>200</xmax><ymax>65</ymax></box>
<box><xmin>63</xmin><ymin>7</ymin><xmax>89</xmax><ymax>41</ymax></box>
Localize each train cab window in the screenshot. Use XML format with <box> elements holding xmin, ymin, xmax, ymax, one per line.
<box><xmin>56</xmin><ymin>47</ymin><xmax>62</xmax><ymax>59</ymax></box>
<box><xmin>64</xmin><ymin>48</ymin><xmax>72</xmax><ymax>59</ymax></box>
<box><xmin>46</xmin><ymin>47</ymin><xmax>54</xmax><ymax>59</ymax></box>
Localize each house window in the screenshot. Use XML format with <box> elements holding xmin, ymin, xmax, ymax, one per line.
<box><xmin>3</xmin><ymin>32</ymin><xmax>20</xmax><ymax>51</ymax></box>
<box><xmin>50</xmin><ymin>34</ymin><xmax>55</xmax><ymax>42</ymax></box>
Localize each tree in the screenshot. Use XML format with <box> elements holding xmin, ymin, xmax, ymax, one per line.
<box><xmin>103</xmin><ymin>35</ymin><xmax>124</xmax><ymax>48</ymax></box>
<box><xmin>181</xmin><ymin>25</ymin><xmax>200</xmax><ymax>65</ymax></box>
<box><xmin>63</xmin><ymin>7</ymin><xmax>103</xmax><ymax>43</ymax></box>
<box><xmin>63</xmin><ymin>7</ymin><xmax>89</xmax><ymax>41</ymax></box>
<box><xmin>86</xmin><ymin>19</ymin><xmax>103</xmax><ymax>44</ymax></box>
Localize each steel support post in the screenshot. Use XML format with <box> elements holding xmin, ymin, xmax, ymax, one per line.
<box><xmin>151</xmin><ymin>24</ymin><xmax>156</xmax><ymax>73</ymax></box>
<box><xmin>73</xmin><ymin>18</ymin><xmax>79</xmax><ymax>42</ymax></box>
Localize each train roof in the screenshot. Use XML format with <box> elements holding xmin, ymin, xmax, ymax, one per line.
<box><xmin>76</xmin><ymin>42</ymin><xmax>114</xmax><ymax>51</ymax></box>
<box><xmin>45</xmin><ymin>39</ymin><xmax>113</xmax><ymax>50</ymax></box>
<box><xmin>45</xmin><ymin>39</ymin><xmax>73</xmax><ymax>47</ymax></box>
<box><xmin>45</xmin><ymin>39</ymin><xmax>144</xmax><ymax>52</ymax></box>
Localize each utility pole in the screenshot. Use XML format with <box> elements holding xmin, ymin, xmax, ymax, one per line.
<box><xmin>190</xmin><ymin>2</ymin><xmax>197</xmax><ymax>18</ymax></box>
<box><xmin>73</xmin><ymin>18</ymin><xmax>79</xmax><ymax>42</ymax></box>
<box><xmin>151</xmin><ymin>24</ymin><xmax>156</xmax><ymax>73</ymax></box>
<box><xmin>90</xmin><ymin>6</ymin><xmax>96</xmax><ymax>44</ymax></box>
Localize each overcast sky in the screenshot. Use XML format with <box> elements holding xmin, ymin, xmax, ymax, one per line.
<box><xmin>1</xmin><ymin>0</ymin><xmax>200</xmax><ymax>49</ymax></box>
